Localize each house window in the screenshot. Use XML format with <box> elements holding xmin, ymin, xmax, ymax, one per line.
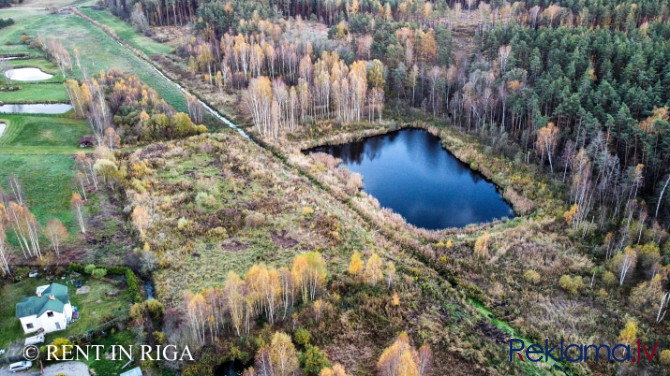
<box><xmin>47</xmin><ymin>311</ymin><xmax>54</xmax><ymax>317</ymax></box>
<box><xmin>26</xmin><ymin>323</ymin><xmax>33</xmax><ymax>329</ymax></box>
<box><xmin>55</xmin><ymin>322</ymin><xmax>61</xmax><ymax>330</ymax></box>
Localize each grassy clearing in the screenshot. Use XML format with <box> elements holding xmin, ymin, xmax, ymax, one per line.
<box><xmin>17</xmin><ymin>0</ymin><xmax>97</xmax><ymax>8</ymax></box>
<box><xmin>0</xmin><ymin>154</ymin><xmax>77</xmax><ymax>229</ymax></box>
<box><xmin>0</xmin><ymin>44</ymin><xmax>42</xmax><ymax>57</ymax></box>
<box><xmin>0</xmin><ymin>83</ymin><xmax>69</xmax><ymax>103</ymax></box>
<box><xmin>0</xmin><ymin>275</ymin><xmax>130</xmax><ymax>349</ymax></box>
<box><xmin>0</xmin><ymin>114</ymin><xmax>89</xmax><ymax>147</ymax></box>
<box><xmin>79</xmin><ymin>7</ymin><xmax>173</xmax><ymax>57</ymax></box>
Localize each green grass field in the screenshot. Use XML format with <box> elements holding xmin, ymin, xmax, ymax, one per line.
<box><xmin>0</xmin><ymin>154</ymin><xmax>77</xmax><ymax>228</ymax></box>
<box><xmin>0</xmin><ymin>275</ymin><xmax>130</xmax><ymax>349</ymax></box>
<box><xmin>0</xmin><ymin>83</ymin><xmax>69</xmax><ymax>103</ymax></box>
<box><xmin>79</xmin><ymin>7</ymin><xmax>173</xmax><ymax>57</ymax></box>
<box><xmin>0</xmin><ymin>114</ymin><xmax>89</xmax><ymax>147</ymax></box>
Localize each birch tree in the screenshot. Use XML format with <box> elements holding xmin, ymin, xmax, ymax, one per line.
<box><xmin>71</xmin><ymin>192</ymin><xmax>86</xmax><ymax>234</ymax></box>
<box><xmin>45</xmin><ymin>219</ymin><xmax>67</xmax><ymax>260</ymax></box>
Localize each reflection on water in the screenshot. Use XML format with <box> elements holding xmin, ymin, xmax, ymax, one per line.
<box><xmin>4</xmin><ymin>67</ymin><xmax>54</xmax><ymax>81</ymax></box>
<box><xmin>308</xmin><ymin>128</ymin><xmax>515</xmax><ymax>229</ymax></box>
<box><xmin>0</xmin><ymin>103</ymin><xmax>72</xmax><ymax>114</ymax></box>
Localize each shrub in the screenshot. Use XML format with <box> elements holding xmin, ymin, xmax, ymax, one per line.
<box><xmin>559</xmin><ymin>275</ymin><xmax>583</xmax><ymax>296</ymax></box>
<box><xmin>153</xmin><ymin>331</ymin><xmax>166</xmax><ymax>345</ymax></box>
<box><xmin>68</xmin><ymin>263</ymin><xmax>86</xmax><ymax>273</ymax></box>
<box><xmin>660</xmin><ymin>350</ymin><xmax>670</xmax><ymax>366</ymax></box>
<box><xmin>601</xmin><ymin>271</ymin><xmax>618</xmax><ymax>287</ymax></box>
<box><xmin>195</xmin><ymin>191</ymin><xmax>220</xmax><ymax>210</ymax></box>
<box><xmin>523</xmin><ymin>270</ymin><xmax>541</xmax><ymax>285</ymax></box>
<box><xmin>50</xmin><ymin>338</ymin><xmax>73</xmax><ymax>359</ymax></box>
<box><xmin>299</xmin><ymin>345</ymin><xmax>331</xmax><ymax>375</ymax></box>
<box><xmin>474</xmin><ymin>232</ymin><xmax>491</xmax><ymax>259</ymax></box>
<box><xmin>126</xmin><ymin>269</ymin><xmax>141</xmax><ymax>302</ymax></box>
<box><xmin>245</xmin><ymin>212</ymin><xmax>266</xmax><ymax>228</ymax></box>
<box><xmin>91</xmin><ymin>268</ymin><xmax>107</xmax><ymax>279</ymax></box>
<box><xmin>84</xmin><ymin>264</ymin><xmax>97</xmax><ymax>274</ymax></box>
<box><xmin>302</xmin><ymin>206</ymin><xmax>315</xmax><ymax>217</ymax></box>
<box><xmin>294</xmin><ymin>328</ymin><xmax>311</xmax><ymax>346</ymax></box>
<box><xmin>177</xmin><ymin>217</ymin><xmax>191</xmax><ymax>230</ymax></box>
<box><xmin>146</xmin><ymin>299</ymin><xmax>165</xmax><ymax>321</ymax></box>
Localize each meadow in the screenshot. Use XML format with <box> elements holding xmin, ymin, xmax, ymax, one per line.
<box><xmin>78</xmin><ymin>7</ymin><xmax>173</xmax><ymax>57</ymax></box>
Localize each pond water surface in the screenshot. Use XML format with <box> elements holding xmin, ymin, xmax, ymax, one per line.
<box><xmin>4</xmin><ymin>67</ymin><xmax>54</xmax><ymax>81</ymax></box>
<box><xmin>0</xmin><ymin>103</ymin><xmax>72</xmax><ymax>114</ymax></box>
<box><xmin>308</xmin><ymin>128</ymin><xmax>515</xmax><ymax>229</ymax></box>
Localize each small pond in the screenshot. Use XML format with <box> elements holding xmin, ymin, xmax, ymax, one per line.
<box><xmin>308</xmin><ymin>128</ymin><xmax>515</xmax><ymax>229</ymax></box>
<box><xmin>4</xmin><ymin>67</ymin><xmax>54</xmax><ymax>81</ymax></box>
<box><xmin>0</xmin><ymin>122</ymin><xmax>6</xmax><ymax>138</ymax></box>
<box><xmin>0</xmin><ymin>103</ymin><xmax>72</xmax><ymax>114</ymax></box>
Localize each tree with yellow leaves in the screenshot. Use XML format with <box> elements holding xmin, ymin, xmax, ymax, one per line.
<box><xmin>364</xmin><ymin>253</ymin><xmax>383</xmax><ymax>286</ymax></box>
<box><xmin>349</xmin><ymin>251</ymin><xmax>363</xmax><ymax>276</ymax></box>
<box><xmin>378</xmin><ymin>332</ymin><xmax>429</xmax><ymax>376</ymax></box>
<box><xmin>269</xmin><ymin>332</ymin><xmax>299</xmax><ymax>376</ymax></box>
<box><xmin>564</xmin><ymin>204</ymin><xmax>579</xmax><ymax>227</ymax></box>
<box><xmin>618</xmin><ymin>319</ymin><xmax>638</xmax><ymax>358</ymax></box>
<box><xmin>224</xmin><ymin>271</ymin><xmax>246</xmax><ymax>336</ymax></box>
<box><xmin>474</xmin><ymin>232</ymin><xmax>491</xmax><ymax>260</ymax></box>
<box><xmin>536</xmin><ymin>122</ymin><xmax>559</xmax><ymax>173</ymax></box>
<box><xmin>71</xmin><ymin>192</ymin><xmax>86</xmax><ymax>234</ymax></box>
<box><xmin>184</xmin><ymin>292</ymin><xmax>209</xmax><ymax>346</ymax></box>
<box><xmin>0</xmin><ymin>213</ymin><xmax>11</xmax><ymax>276</ymax></box>
<box><xmin>292</xmin><ymin>251</ymin><xmax>327</xmax><ymax>302</ymax></box>
<box><xmin>45</xmin><ymin>218</ymin><xmax>67</xmax><ymax>260</ymax></box>
<box><xmin>131</xmin><ymin>205</ymin><xmax>150</xmax><ymax>240</ymax></box>
<box><xmin>385</xmin><ymin>261</ymin><xmax>396</xmax><ymax>288</ymax></box>
<box><xmin>246</xmin><ymin>263</ymin><xmax>281</xmax><ymax>324</ymax></box>
<box><xmin>319</xmin><ymin>364</ymin><xmax>347</xmax><ymax>376</ymax></box>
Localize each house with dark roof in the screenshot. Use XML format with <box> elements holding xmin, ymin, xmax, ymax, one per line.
<box><xmin>16</xmin><ymin>283</ymin><xmax>73</xmax><ymax>334</ymax></box>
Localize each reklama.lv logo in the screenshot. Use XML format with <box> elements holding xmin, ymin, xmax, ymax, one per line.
<box><xmin>510</xmin><ymin>339</ymin><xmax>659</xmax><ymax>363</ymax></box>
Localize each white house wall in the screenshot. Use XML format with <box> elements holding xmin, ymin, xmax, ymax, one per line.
<box><xmin>19</xmin><ymin>303</ymin><xmax>72</xmax><ymax>334</ymax></box>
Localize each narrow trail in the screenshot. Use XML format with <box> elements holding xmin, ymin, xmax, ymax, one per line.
<box><xmin>72</xmin><ymin>10</ymin><xmax>569</xmax><ymax>375</ymax></box>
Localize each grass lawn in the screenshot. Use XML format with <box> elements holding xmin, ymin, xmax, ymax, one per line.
<box><xmin>79</xmin><ymin>7</ymin><xmax>173</xmax><ymax>57</ymax></box>
<box><xmin>0</xmin><ymin>274</ymin><xmax>131</xmax><ymax>349</ymax></box>
<box><xmin>0</xmin><ymin>43</ymin><xmax>43</xmax><ymax>57</ymax></box>
<box><xmin>0</xmin><ymin>83</ymin><xmax>69</xmax><ymax>103</ymax></box>
<box><xmin>0</xmin><ymin>154</ymin><xmax>77</xmax><ymax>230</ymax></box>
<box><xmin>0</xmin><ymin>114</ymin><xmax>89</xmax><ymax>147</ymax></box>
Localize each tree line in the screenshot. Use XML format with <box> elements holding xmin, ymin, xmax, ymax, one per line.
<box><xmin>65</xmin><ymin>69</ymin><xmax>207</xmax><ymax>145</ymax></box>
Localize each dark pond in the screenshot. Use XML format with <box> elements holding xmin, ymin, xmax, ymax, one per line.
<box><xmin>308</xmin><ymin>128</ymin><xmax>515</xmax><ymax>229</ymax></box>
<box><xmin>213</xmin><ymin>360</ymin><xmax>246</xmax><ymax>376</ymax></box>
